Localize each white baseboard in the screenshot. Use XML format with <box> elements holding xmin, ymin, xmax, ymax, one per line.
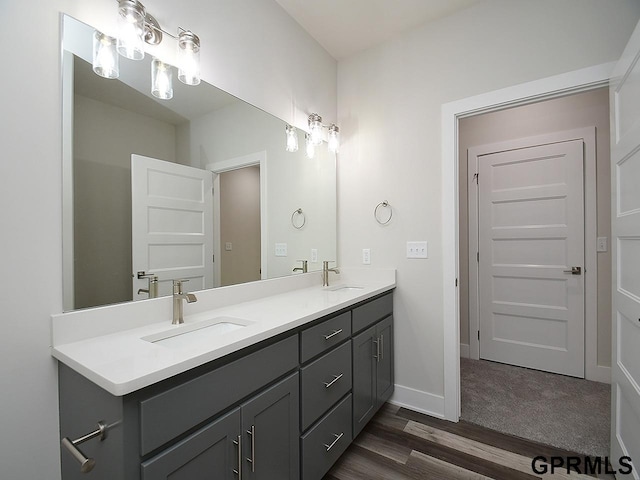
<box><xmin>586</xmin><ymin>364</ymin><xmax>611</xmax><ymax>384</ymax></box>
<box><xmin>389</xmin><ymin>384</ymin><xmax>445</xmax><ymax>419</ymax></box>
<box><xmin>460</xmin><ymin>343</ymin><xmax>470</xmax><ymax>359</ymax></box>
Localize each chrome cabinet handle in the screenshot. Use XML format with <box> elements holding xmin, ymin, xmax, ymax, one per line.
<box><xmin>324</xmin><ymin>432</ymin><xmax>344</xmax><ymax>451</ymax></box>
<box><xmin>373</xmin><ymin>337</ymin><xmax>379</xmax><ymax>361</ymax></box>
<box><xmin>246</xmin><ymin>425</ymin><xmax>255</xmax><ymax>472</ymax></box>
<box><xmin>324</xmin><ymin>373</ymin><xmax>344</xmax><ymax>388</ymax></box>
<box><xmin>380</xmin><ymin>334</ymin><xmax>384</xmax><ymax>362</ymax></box>
<box><xmin>324</xmin><ymin>329</ymin><xmax>343</xmax><ymax>340</ymax></box>
<box><xmin>233</xmin><ymin>435</ymin><xmax>242</xmax><ymax>479</ymax></box>
<box><xmin>563</xmin><ymin>266</ymin><xmax>582</xmax><ymax>275</ymax></box>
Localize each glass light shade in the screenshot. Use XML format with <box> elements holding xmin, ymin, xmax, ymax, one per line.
<box><xmin>117</xmin><ymin>0</ymin><xmax>145</xmax><ymax>60</ymax></box>
<box><xmin>285</xmin><ymin>125</ymin><xmax>299</xmax><ymax>152</ymax></box>
<box><xmin>305</xmin><ymin>133</ymin><xmax>315</xmax><ymax>159</ymax></box>
<box><xmin>328</xmin><ymin>124</ymin><xmax>340</xmax><ymax>153</ymax></box>
<box><xmin>178</xmin><ymin>31</ymin><xmax>201</xmax><ymax>86</ymax></box>
<box><xmin>308</xmin><ymin>113</ymin><xmax>323</xmax><ymax>146</ymax></box>
<box><xmin>151</xmin><ymin>58</ymin><xmax>173</xmax><ymax>100</ymax></box>
<box><xmin>92</xmin><ymin>31</ymin><xmax>119</xmax><ymax>79</ymax></box>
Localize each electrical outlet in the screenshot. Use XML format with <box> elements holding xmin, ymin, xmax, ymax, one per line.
<box><xmin>311</xmin><ymin>248</ymin><xmax>318</xmax><ymax>263</ymax></box>
<box><xmin>225</xmin><ymin>242</ymin><xmax>232</xmax><ymax>251</ymax></box>
<box><xmin>362</xmin><ymin>248</ymin><xmax>371</xmax><ymax>265</ymax></box>
<box><xmin>275</xmin><ymin>243</ymin><xmax>288</xmax><ymax>257</ymax></box>
<box><xmin>407</xmin><ymin>241</ymin><xmax>428</xmax><ymax>259</ymax></box>
<box><xmin>597</xmin><ymin>237</ymin><xmax>607</xmax><ymax>252</ymax></box>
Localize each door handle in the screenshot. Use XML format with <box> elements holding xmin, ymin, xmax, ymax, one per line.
<box><xmin>233</xmin><ymin>435</ymin><xmax>242</xmax><ymax>479</ymax></box>
<box><xmin>246</xmin><ymin>425</ymin><xmax>255</xmax><ymax>473</ymax></box>
<box><xmin>563</xmin><ymin>266</ymin><xmax>582</xmax><ymax>275</ymax></box>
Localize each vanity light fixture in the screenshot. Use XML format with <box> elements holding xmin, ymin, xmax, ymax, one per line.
<box><xmin>151</xmin><ymin>58</ymin><xmax>173</xmax><ymax>99</ymax></box>
<box><xmin>305</xmin><ymin>133</ymin><xmax>315</xmax><ymax>159</ymax></box>
<box><xmin>90</xmin><ymin>0</ymin><xmax>202</xmax><ymax>98</ymax></box>
<box><xmin>308</xmin><ymin>113</ymin><xmax>324</xmax><ymax>146</ymax></box>
<box><xmin>92</xmin><ymin>31</ymin><xmax>119</xmax><ymax>79</ymax></box>
<box><xmin>285</xmin><ymin>125</ymin><xmax>299</xmax><ymax>152</ymax></box>
<box><xmin>327</xmin><ymin>124</ymin><xmax>340</xmax><ymax>153</ymax></box>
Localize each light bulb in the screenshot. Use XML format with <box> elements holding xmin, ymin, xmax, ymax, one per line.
<box><xmin>92</xmin><ymin>31</ymin><xmax>119</xmax><ymax>79</ymax></box>
<box><xmin>117</xmin><ymin>0</ymin><xmax>145</xmax><ymax>60</ymax></box>
<box><xmin>328</xmin><ymin>124</ymin><xmax>340</xmax><ymax>153</ymax></box>
<box><xmin>178</xmin><ymin>31</ymin><xmax>201</xmax><ymax>86</ymax></box>
<box><xmin>305</xmin><ymin>133</ymin><xmax>315</xmax><ymax>159</ymax></box>
<box><xmin>285</xmin><ymin>125</ymin><xmax>299</xmax><ymax>152</ymax></box>
<box><xmin>308</xmin><ymin>113</ymin><xmax>323</xmax><ymax>146</ymax></box>
<box><xmin>151</xmin><ymin>58</ymin><xmax>173</xmax><ymax>100</ymax></box>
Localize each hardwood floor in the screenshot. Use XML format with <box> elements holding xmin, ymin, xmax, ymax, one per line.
<box><xmin>323</xmin><ymin>404</ymin><xmax>616</xmax><ymax>480</ymax></box>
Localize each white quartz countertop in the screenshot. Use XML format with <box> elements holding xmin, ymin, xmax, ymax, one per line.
<box><xmin>51</xmin><ymin>269</ymin><xmax>395</xmax><ymax>396</ymax></box>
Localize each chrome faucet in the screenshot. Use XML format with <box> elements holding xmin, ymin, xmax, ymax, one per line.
<box><xmin>172</xmin><ymin>279</ymin><xmax>197</xmax><ymax>325</ymax></box>
<box><xmin>293</xmin><ymin>260</ymin><xmax>308</xmax><ymax>273</ymax></box>
<box><xmin>322</xmin><ymin>261</ymin><xmax>340</xmax><ymax>287</ymax></box>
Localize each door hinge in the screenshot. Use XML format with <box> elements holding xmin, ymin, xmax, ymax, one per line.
<box><xmin>477</xmin><ymin>330</ymin><xmax>480</xmax><ymax>341</ymax></box>
<box><xmin>212</xmin><ymin>254</ymin><xmax>215</xmax><ymax>262</ymax></box>
<box><xmin>455</xmin><ymin>278</ymin><xmax>458</xmax><ymax>287</ymax></box>
<box><xmin>473</xmin><ymin>173</ymin><xmax>479</xmax><ymax>184</ymax></box>
<box><xmin>477</xmin><ymin>251</ymin><xmax>479</xmax><ymax>263</ymax></box>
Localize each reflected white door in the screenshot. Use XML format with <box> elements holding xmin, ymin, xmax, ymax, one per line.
<box><xmin>610</xmin><ymin>20</ymin><xmax>640</xmax><ymax>476</ymax></box>
<box><xmin>478</xmin><ymin>140</ymin><xmax>585</xmax><ymax>377</ymax></box>
<box><xmin>132</xmin><ymin>154</ymin><xmax>213</xmax><ymax>299</ymax></box>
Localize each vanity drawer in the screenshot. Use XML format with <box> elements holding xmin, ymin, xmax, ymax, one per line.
<box><xmin>352</xmin><ymin>292</ymin><xmax>393</xmax><ymax>334</ymax></box>
<box><xmin>301</xmin><ymin>341</ymin><xmax>351</xmax><ymax>430</ymax></box>
<box><xmin>301</xmin><ymin>393</ymin><xmax>352</xmax><ymax>480</ymax></box>
<box><xmin>300</xmin><ymin>312</ymin><xmax>351</xmax><ymax>363</ymax></box>
<box><xmin>139</xmin><ymin>335</ymin><xmax>298</xmax><ymax>455</ymax></box>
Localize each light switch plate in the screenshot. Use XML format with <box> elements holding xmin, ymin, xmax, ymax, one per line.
<box><xmin>225</xmin><ymin>242</ymin><xmax>232</xmax><ymax>251</ymax></box>
<box><xmin>362</xmin><ymin>248</ymin><xmax>371</xmax><ymax>265</ymax></box>
<box><xmin>407</xmin><ymin>241</ymin><xmax>428</xmax><ymax>259</ymax></box>
<box><xmin>311</xmin><ymin>248</ymin><xmax>318</xmax><ymax>263</ymax></box>
<box><xmin>275</xmin><ymin>243</ymin><xmax>288</xmax><ymax>257</ymax></box>
<box><xmin>597</xmin><ymin>237</ymin><xmax>607</xmax><ymax>252</ymax></box>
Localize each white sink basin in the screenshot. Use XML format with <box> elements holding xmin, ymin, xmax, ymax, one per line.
<box><xmin>142</xmin><ymin>316</ymin><xmax>253</xmax><ymax>349</ymax></box>
<box><xmin>328</xmin><ymin>285</ymin><xmax>364</xmax><ymax>292</ymax></box>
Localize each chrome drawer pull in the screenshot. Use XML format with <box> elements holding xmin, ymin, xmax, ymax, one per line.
<box><xmin>246</xmin><ymin>425</ymin><xmax>255</xmax><ymax>472</ymax></box>
<box><xmin>324</xmin><ymin>373</ymin><xmax>344</xmax><ymax>388</ymax></box>
<box><xmin>324</xmin><ymin>432</ymin><xmax>344</xmax><ymax>451</ymax></box>
<box><xmin>380</xmin><ymin>334</ymin><xmax>384</xmax><ymax>362</ymax></box>
<box><xmin>373</xmin><ymin>337</ymin><xmax>379</xmax><ymax>362</ymax></box>
<box><xmin>233</xmin><ymin>435</ymin><xmax>242</xmax><ymax>479</ymax></box>
<box><xmin>324</xmin><ymin>329</ymin><xmax>343</xmax><ymax>340</ymax></box>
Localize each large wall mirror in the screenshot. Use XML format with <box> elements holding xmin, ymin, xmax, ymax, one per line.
<box><xmin>62</xmin><ymin>15</ymin><xmax>336</xmax><ymax>311</ymax></box>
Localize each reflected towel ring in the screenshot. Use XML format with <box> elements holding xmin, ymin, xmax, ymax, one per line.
<box><xmin>374</xmin><ymin>201</ymin><xmax>393</xmax><ymax>225</ymax></box>
<box><xmin>291</xmin><ymin>208</ymin><xmax>306</xmax><ymax>229</ymax></box>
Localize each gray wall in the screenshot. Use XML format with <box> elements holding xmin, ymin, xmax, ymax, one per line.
<box><xmin>458</xmin><ymin>87</ymin><xmax>612</xmax><ymax>367</ymax></box>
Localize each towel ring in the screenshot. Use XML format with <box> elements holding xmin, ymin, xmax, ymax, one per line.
<box><xmin>374</xmin><ymin>201</ymin><xmax>393</xmax><ymax>225</ymax></box>
<box><xmin>291</xmin><ymin>208</ymin><xmax>306</xmax><ymax>229</ymax></box>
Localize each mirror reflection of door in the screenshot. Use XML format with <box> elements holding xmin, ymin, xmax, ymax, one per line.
<box><xmin>219</xmin><ymin>165</ymin><xmax>261</xmax><ymax>286</ymax></box>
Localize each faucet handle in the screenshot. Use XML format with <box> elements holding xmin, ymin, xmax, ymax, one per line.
<box><xmin>172</xmin><ymin>279</ymin><xmax>189</xmax><ymax>294</ymax></box>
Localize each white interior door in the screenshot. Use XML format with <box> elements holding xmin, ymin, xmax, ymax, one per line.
<box><xmin>132</xmin><ymin>154</ymin><xmax>213</xmax><ymax>299</ymax></box>
<box><xmin>610</xmin><ymin>19</ymin><xmax>640</xmax><ymax>476</ymax></box>
<box><xmin>478</xmin><ymin>140</ymin><xmax>585</xmax><ymax>377</ymax></box>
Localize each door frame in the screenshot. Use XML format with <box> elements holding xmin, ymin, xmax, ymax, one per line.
<box><xmin>467</xmin><ymin>128</ymin><xmax>598</xmax><ymax>381</ymax></box>
<box><xmin>441</xmin><ymin>62</ymin><xmax>615</xmax><ymax>422</ymax></box>
<box><xmin>206</xmin><ymin>151</ymin><xmax>268</xmax><ymax>287</ymax></box>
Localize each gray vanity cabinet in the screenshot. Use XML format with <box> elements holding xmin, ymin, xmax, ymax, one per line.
<box><xmin>241</xmin><ymin>373</ymin><xmax>300</xmax><ymax>480</ymax></box>
<box><xmin>352</xmin><ymin>314</ymin><xmax>394</xmax><ymax>438</ymax></box>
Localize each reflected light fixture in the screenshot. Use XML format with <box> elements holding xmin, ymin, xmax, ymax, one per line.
<box><xmin>308</xmin><ymin>113</ymin><xmax>323</xmax><ymax>146</ymax></box>
<box><xmin>177</xmin><ymin>30</ymin><xmax>201</xmax><ymax>86</ymax></box>
<box><xmin>151</xmin><ymin>58</ymin><xmax>173</xmax><ymax>99</ymax></box>
<box><xmin>327</xmin><ymin>124</ymin><xmax>340</xmax><ymax>153</ymax></box>
<box><xmin>285</xmin><ymin>125</ymin><xmax>299</xmax><ymax>152</ymax></box>
<box><xmin>305</xmin><ymin>133</ymin><xmax>315</xmax><ymax>159</ymax></box>
<box><xmin>92</xmin><ymin>31</ymin><xmax>119</xmax><ymax>79</ymax></box>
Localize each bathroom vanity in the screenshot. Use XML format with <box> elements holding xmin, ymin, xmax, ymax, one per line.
<box><xmin>53</xmin><ymin>270</ymin><xmax>395</xmax><ymax>479</ymax></box>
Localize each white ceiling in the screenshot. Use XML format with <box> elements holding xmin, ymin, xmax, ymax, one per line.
<box><xmin>275</xmin><ymin>0</ymin><xmax>480</xmax><ymax>60</ymax></box>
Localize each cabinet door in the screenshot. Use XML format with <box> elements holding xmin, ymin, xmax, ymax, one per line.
<box><xmin>352</xmin><ymin>325</ymin><xmax>377</xmax><ymax>438</ymax></box>
<box><xmin>241</xmin><ymin>372</ymin><xmax>299</xmax><ymax>480</ymax></box>
<box><xmin>376</xmin><ymin>315</ymin><xmax>394</xmax><ymax>406</ymax></box>
<box><xmin>141</xmin><ymin>408</ymin><xmax>241</xmax><ymax>480</ymax></box>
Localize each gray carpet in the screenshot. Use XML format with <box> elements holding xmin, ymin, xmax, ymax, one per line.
<box><xmin>460</xmin><ymin>357</ymin><xmax>610</xmax><ymax>457</ymax></box>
